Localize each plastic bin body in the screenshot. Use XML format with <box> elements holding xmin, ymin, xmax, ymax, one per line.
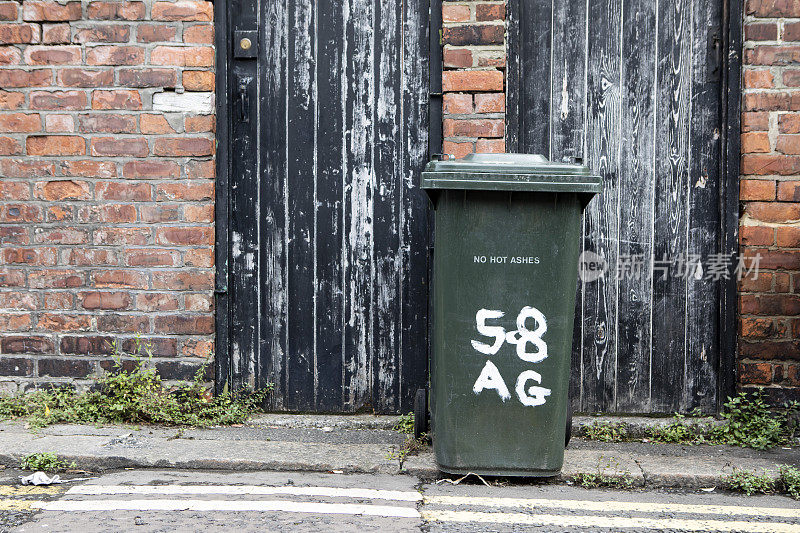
<box><xmin>422</xmin><ymin>153</ymin><xmax>601</xmax><ymax>477</ymax></box>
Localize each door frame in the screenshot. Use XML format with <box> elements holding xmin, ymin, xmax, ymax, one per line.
<box><xmin>505</xmin><ymin>0</ymin><xmax>742</xmax><ymax>411</ymax></box>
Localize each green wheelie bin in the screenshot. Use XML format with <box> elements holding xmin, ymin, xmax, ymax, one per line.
<box><xmin>420</xmin><ymin>153</ymin><xmax>601</xmax><ymax>477</ymax></box>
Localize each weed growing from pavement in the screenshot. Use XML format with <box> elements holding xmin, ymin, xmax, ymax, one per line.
<box><xmin>0</xmin><ymin>338</ymin><xmax>272</xmax><ymax>430</ymax></box>
<box><xmin>725</xmin><ymin>465</ymin><xmax>800</xmax><ymax>499</ymax></box>
<box><xmin>580</xmin><ymin>390</ymin><xmax>799</xmax><ymax>450</ymax></box>
<box><xmin>573</xmin><ymin>457</ymin><xmax>636</xmax><ymax>489</ymax></box>
<box><xmin>20</xmin><ymin>452</ymin><xmax>75</xmax><ymax>472</ymax></box>
<box><xmin>387</xmin><ymin>434</ymin><xmax>429</xmax><ymax>468</ymax></box>
<box><xmin>393</xmin><ymin>412</ymin><xmax>414</xmax><ymax>434</ymax></box>
<box><xmin>779</xmin><ymin>465</ymin><xmax>800</xmax><ymax>499</ymax></box>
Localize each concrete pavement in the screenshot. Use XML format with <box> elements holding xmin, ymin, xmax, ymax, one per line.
<box><xmin>0</xmin><ymin>415</ymin><xmax>797</xmax><ymax>489</ymax></box>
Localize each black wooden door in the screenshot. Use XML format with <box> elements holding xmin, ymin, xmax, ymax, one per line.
<box><xmin>223</xmin><ymin>0</ymin><xmax>431</xmax><ymax>412</ymax></box>
<box><xmin>507</xmin><ymin>0</ymin><xmax>738</xmax><ymax>414</ymax></box>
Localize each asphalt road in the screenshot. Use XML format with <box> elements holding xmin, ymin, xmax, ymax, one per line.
<box><xmin>2</xmin><ymin>469</ymin><xmax>799</xmax><ymax>532</ymax></box>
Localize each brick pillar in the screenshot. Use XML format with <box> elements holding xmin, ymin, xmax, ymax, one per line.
<box><xmin>740</xmin><ymin>0</ymin><xmax>800</xmax><ymax>401</ymax></box>
<box><xmin>441</xmin><ymin>1</ymin><xmax>506</xmax><ymax>159</ymax></box>
<box><xmin>0</xmin><ymin>0</ymin><xmax>216</xmax><ymax>391</ymax></box>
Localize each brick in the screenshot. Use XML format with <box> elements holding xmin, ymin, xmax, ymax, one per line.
<box><xmin>87</xmin><ymin>1</ymin><xmax>146</xmax><ymax>20</ymax></box>
<box><xmin>185</xmin><ymin>293</ymin><xmax>212</xmax><ymax>312</ymax></box>
<box><xmin>474</xmin><ymin>92</ymin><xmax>504</xmax><ymax>113</ymax></box>
<box><xmin>90</xmin><ymin>136</ymin><xmax>149</xmax><ymax>157</ymax></box>
<box><xmin>95</xmin><ymin>181</ymin><xmax>151</xmax><ymax>201</ymax></box>
<box><xmin>91</xmin><ymin>269</ymin><xmax>148</xmax><ymax>289</ymax></box>
<box><xmin>442</xmin><ymin>24</ymin><xmax>504</xmax><ymax>46</ymax></box>
<box><xmin>24</xmin><ymin>45</ymin><xmax>81</xmax><ymax>65</ymax></box>
<box><xmin>33</xmin><ymin>227</ymin><xmax>88</xmax><ymax>245</ymax></box>
<box><xmin>28</xmin><ymin>269</ymin><xmax>83</xmax><ymax>289</ymax></box>
<box><xmin>182</xmin><ymin>69</ymin><xmax>213</xmax><ymax>91</ymax></box>
<box><xmin>153</xmin><ymin>137</ymin><xmax>213</xmax><ymax>156</ymax></box>
<box><xmin>0</xmin><ymin>204</ymin><xmax>42</xmax><ymax>223</ymax></box>
<box><xmin>476</xmin><ymin>4</ymin><xmax>504</xmax><ymax>21</ymax></box>
<box><xmin>152</xmin><ymin>1</ymin><xmax>213</xmax><ymax>21</ymax></box>
<box><xmin>140</xmin><ymin>204</ymin><xmax>180</xmax><ymax>222</ymax></box>
<box><xmin>739</xmin><ymin>362</ymin><xmax>773</xmax><ymax>385</ymax></box>
<box><xmin>0</xmin><ymin>136</ymin><xmax>22</xmax><ymax>155</ymax></box>
<box><xmin>42</xmin><ymin>23</ymin><xmax>71</xmax><ymax>44</ymax></box>
<box><xmin>0</xmin><ymin>181</ymin><xmax>31</xmax><ymax>200</ymax></box>
<box><xmin>77</xmin><ymin>203</ymin><xmax>136</xmax><ymax>223</ymax></box>
<box><xmin>154</xmin><ymin>314</ymin><xmax>213</xmax><ymax>334</ymax></box>
<box><xmin>140</xmin><ymin>113</ymin><xmax>177</xmax><ymax>134</ymax></box>
<box><xmin>58</xmin><ymin>68</ymin><xmax>114</xmax><ymax>87</ymax></box>
<box><xmin>39</xmin><ymin>358</ymin><xmax>93</xmax><ymax>377</ymax></box>
<box><xmin>156</xmin><ymin>360</ymin><xmax>207</xmax><ymax>380</ymax></box>
<box><xmin>0</xmin><ymin>69</ymin><xmax>51</xmax><ymax>87</ymax></box>
<box><xmin>0</xmin><ymin>2</ymin><xmax>17</xmax><ymax>20</ymax></box>
<box><xmin>33</xmin><ymin>179</ymin><xmax>91</xmax><ymax>200</ymax></box>
<box><xmin>0</xmin><ymin>90</ymin><xmax>24</xmax><ymax>109</ymax></box>
<box><xmin>183</xmin><ymin>24</ymin><xmax>212</xmax><ymax>44</ymax></box>
<box><xmin>93</xmin><ymin>227</ymin><xmax>150</xmax><ymax>245</ymax></box>
<box><xmin>777</xmin><ymin>226</ymin><xmax>800</xmax><ymax>247</ymax></box>
<box><xmin>156</xmin><ymin>226</ymin><xmax>213</xmax><ymax>245</ymax></box>
<box><xmin>156</xmin><ymin>181</ymin><xmax>212</xmax><ymax>201</ymax></box>
<box><xmin>0</xmin><ymin>357</ymin><xmax>33</xmax><ymax>376</ymax></box>
<box><xmin>1</xmin><ymin>160</ymin><xmax>57</xmax><ymax>179</ymax></box>
<box><xmin>746</xmin><ymin>22</ymin><xmax>778</xmax><ymax>41</ymax></box>
<box><xmin>91</xmin><ymin>89</ymin><xmax>142</xmax><ymax>110</ymax></box>
<box><xmin>752</xmin><ymin>249</ymin><xmax>800</xmax><ymax>270</ymax></box>
<box><xmin>476</xmin><ymin>138</ymin><xmax>505</xmax><ymax>153</ymax></box>
<box><xmin>185</xmin><ymin>114</ymin><xmax>213</xmax><ymax>132</ymax></box>
<box><xmin>778</xmin><ymin>180</ymin><xmax>800</xmax><ymax>201</ymax></box>
<box><xmin>0</xmin><ymin>268</ymin><xmax>25</xmax><ymax>287</ymax></box>
<box><xmin>78</xmin><ymin>113</ymin><xmax>137</xmax><ymax>133</ymax></box>
<box><xmin>442</xmin><ymin>70</ymin><xmax>503</xmax><ymax>92</ymax></box>
<box><xmin>740</xmin><ymin>179</ymin><xmax>775</xmax><ymax>200</ymax></box>
<box><xmin>0</xmin><ymin>46</ymin><xmax>21</xmax><ymax>65</ymax></box>
<box><xmin>743</xmin><ymin>92</ymin><xmax>800</xmax><ymax>111</ymax></box>
<box><xmin>741</xmin><ymin>154</ymin><xmax>800</xmax><ymax>175</ymax></box>
<box><xmin>64</xmin><ymin>248</ymin><xmax>117</xmax><ymax>266</ymax></box>
<box><xmin>62</xmin><ymin>159</ymin><xmax>117</xmax><ymax>178</ymax></box>
<box><xmin>443</xmin><ymin>93</ymin><xmax>472</xmax><ymax>114</ymax></box>
<box><xmin>30</xmin><ymin>90</ymin><xmax>86</xmax><ymax>110</ymax></box>
<box><xmin>442</xmin><ymin>140</ymin><xmax>474</xmax><ymax>159</ymax></box>
<box><xmin>785</xmin><ymin>21</ymin><xmax>800</xmax><ymax>42</ymax></box>
<box><xmin>150</xmin><ymin>45</ymin><xmax>214</xmax><ymax>67</ymax></box>
<box><xmin>60</xmin><ymin>335</ymin><xmax>114</xmax><ymax>355</ymax></box>
<box><xmin>442</xmin><ymin>5</ymin><xmax>470</xmax><ymax>22</ymax></box>
<box><xmin>137</xmin><ymin>23</ymin><xmax>177</xmax><ymax>42</ymax></box>
<box><xmin>86</xmin><ymin>45</ymin><xmax>144</xmax><ymax>66</ymax></box>
<box><xmin>73</xmin><ymin>24</ymin><xmax>131</xmax><ymax>43</ymax></box>
<box><xmin>125</xmin><ymin>248</ymin><xmax>180</xmax><ymax>267</ymax></box>
<box><xmin>185</xmin><ymin>159</ymin><xmax>213</xmax><ymax>179</ymax></box>
<box><xmin>776</xmin><ymin>134</ymin><xmax>800</xmax><ymax>154</ymax></box>
<box><xmin>744</xmin><ymin>69</ymin><xmax>773</xmax><ymax>89</ymax></box>
<box><xmin>22</xmin><ymin>1</ymin><xmax>81</xmax><ymax>22</ymax></box>
<box><xmin>0</xmin><ymin>23</ymin><xmax>40</xmax><ymax>43</ymax></box>
<box><xmin>123</xmin><ymin>160</ymin><xmax>180</xmax><ymax>179</ymax></box>
<box><xmin>45</xmin><ymin>114</ymin><xmax>75</xmax><ymax>132</ymax></box>
<box><xmin>27</xmin><ymin>135</ymin><xmax>85</xmax><ymax>156</ymax></box>
<box><xmin>745</xmin><ymin>201</ymin><xmax>800</xmax><ymax>223</ymax></box>
<box><xmin>37</xmin><ymin>313</ymin><xmax>92</xmax><ymax>331</ymax></box>
<box><xmin>1</xmin><ymin>336</ymin><xmax>54</xmax><ymax>354</ymax></box>
<box><xmin>0</xmin><ymin>313</ymin><xmax>32</xmax><ymax>331</ymax></box>
<box><xmin>477</xmin><ymin>54</ymin><xmax>505</xmax><ymax>68</ymax></box>
<box><xmin>47</xmin><ymin>205</ymin><xmax>74</xmax><ymax>222</ymax></box>
<box><xmin>783</xmin><ymin>70</ymin><xmax>800</xmax><ymax>87</ymax></box>
<box><xmin>0</xmin><ymin>113</ymin><xmax>40</xmax><ymax>132</ymax></box>
<box><xmin>97</xmin><ymin>313</ymin><xmax>149</xmax><ymax>333</ymax></box>
<box><xmin>443</xmin><ymin>47</ymin><xmax>472</xmax><ymax>68</ymax></box>
<box><xmin>740</xmin><ymin>225</ymin><xmax>774</xmax><ymax>246</ymax></box>
<box><xmin>444</xmin><ymin>118</ymin><xmax>504</xmax><ymax>138</ymax></box>
<box><xmin>0</xmin><ymin>227</ymin><xmax>29</xmax><ymax>246</ymax></box>
<box><xmin>1</xmin><ymin>246</ymin><xmax>52</xmax><ymax>266</ymax></box>
<box><xmin>742</xmin><ymin>112</ymin><xmax>769</xmax><ymax>132</ymax></box>
<box><xmin>183</xmin><ymin>247</ymin><xmax>212</xmax><ymax>267</ymax></box>
<box><xmin>181</xmin><ymin>338</ymin><xmax>212</xmax><ymax>358</ymax></box>
<box><xmin>118</xmin><ymin>67</ymin><xmax>176</xmax><ymax>87</ymax></box>
<box><xmin>152</xmin><ymin>271</ymin><xmax>212</xmax><ymax>291</ymax></box>
<box><xmin>136</xmin><ymin>293</ymin><xmax>180</xmax><ymax>312</ymax></box>
<box><xmin>746</xmin><ymin>0</ymin><xmax>800</xmax><ymax>17</ymax></box>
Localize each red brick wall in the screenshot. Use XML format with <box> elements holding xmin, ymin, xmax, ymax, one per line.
<box><xmin>0</xmin><ymin>0</ymin><xmax>215</xmax><ymax>392</ymax></box>
<box><xmin>740</xmin><ymin>0</ymin><xmax>800</xmax><ymax>401</ymax></box>
<box><xmin>441</xmin><ymin>1</ymin><xmax>505</xmax><ymax>158</ymax></box>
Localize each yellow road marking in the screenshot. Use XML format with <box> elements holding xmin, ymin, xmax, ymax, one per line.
<box><xmin>422</xmin><ymin>509</ymin><xmax>800</xmax><ymax>532</ymax></box>
<box><xmin>426</xmin><ymin>495</ymin><xmax>800</xmax><ymax>519</ymax></box>
<box><xmin>0</xmin><ymin>486</ymin><xmax>63</xmax><ymax>497</ymax></box>
<box><xmin>0</xmin><ymin>500</ymin><xmax>34</xmax><ymax>511</ymax></box>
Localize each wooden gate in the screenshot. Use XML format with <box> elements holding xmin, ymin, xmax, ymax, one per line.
<box><xmin>507</xmin><ymin>0</ymin><xmax>740</xmax><ymax>414</ymax></box>
<box><xmin>216</xmin><ymin>0</ymin><xmax>432</xmax><ymax>412</ymax></box>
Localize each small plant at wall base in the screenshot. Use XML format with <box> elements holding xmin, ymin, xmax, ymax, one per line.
<box><xmin>0</xmin><ymin>338</ymin><xmax>272</xmax><ymax>430</ymax></box>
<box><xmin>20</xmin><ymin>453</ymin><xmax>75</xmax><ymax>473</ymax></box>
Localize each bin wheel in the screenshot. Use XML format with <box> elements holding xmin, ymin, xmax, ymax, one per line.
<box><xmin>413</xmin><ymin>388</ymin><xmax>428</xmax><ymax>439</ymax></box>
<box><xmin>565</xmin><ymin>404</ymin><xmax>573</xmax><ymax>448</ymax></box>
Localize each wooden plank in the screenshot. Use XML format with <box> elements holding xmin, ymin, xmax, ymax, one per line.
<box><xmin>580</xmin><ymin>0</ymin><xmax>622</xmax><ymax>412</ymax></box>
<box><xmin>548</xmin><ymin>0</ymin><xmax>588</xmax><ymax>413</ymax></box>
<box><xmin>229</xmin><ymin>0</ymin><xmax>260</xmax><ymax>394</ymax></box>
<box><xmin>372</xmin><ymin>0</ymin><xmax>403</xmax><ymax>413</ymax></box>
<box><xmin>615</xmin><ymin>0</ymin><xmax>658</xmax><ymax>413</ymax></box>
<box><xmin>651</xmin><ymin>0</ymin><xmax>692</xmax><ymax>413</ymax></box>
<box><xmin>259</xmin><ymin>0</ymin><xmax>289</xmax><ymax>407</ymax></box>
<box><xmin>517</xmin><ymin>0</ymin><xmax>552</xmax><ymax>156</ymax></box>
<box><xmin>314</xmin><ymin>0</ymin><xmax>345</xmax><ymax>411</ymax></box>
<box><xmin>341</xmin><ymin>0</ymin><xmax>376</xmax><ymax>411</ymax></box>
<box><xmin>684</xmin><ymin>0</ymin><xmax>723</xmax><ymax>413</ymax></box>
<box><xmin>400</xmin><ymin>0</ymin><xmax>431</xmax><ymax>412</ymax></box>
<box><xmin>285</xmin><ymin>0</ymin><xmax>317</xmax><ymax>411</ymax></box>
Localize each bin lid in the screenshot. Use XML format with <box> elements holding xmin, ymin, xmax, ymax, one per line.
<box><xmin>421</xmin><ymin>153</ymin><xmax>602</xmax><ymax>194</ymax></box>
